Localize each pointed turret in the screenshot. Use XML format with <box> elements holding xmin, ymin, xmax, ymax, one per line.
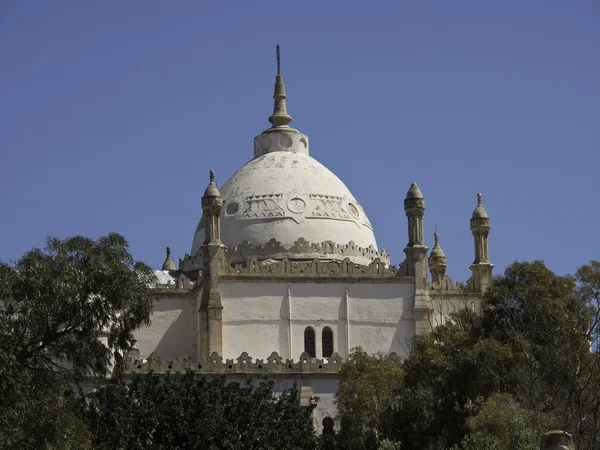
<box><xmin>469</xmin><ymin>193</ymin><xmax>493</xmax><ymax>293</ymax></box>
<box><xmin>253</xmin><ymin>46</ymin><xmax>310</xmax><ymax>158</ymax></box>
<box><xmin>402</xmin><ymin>182</ymin><xmax>431</xmax><ymax>334</ymax></box>
<box><xmin>203</xmin><ymin>169</ymin><xmax>221</xmax><ymax>198</ymax></box>
<box><xmin>200</xmin><ymin>169</ymin><xmax>225</xmax><ymax>359</ymax></box>
<box><xmin>404</xmin><ymin>183</ymin><xmax>425</xmax><ymax>247</ymax></box>
<box><xmin>202</xmin><ymin>170</ymin><xmax>223</xmax><ymax>245</ymax></box>
<box><xmin>428</xmin><ymin>231</ymin><xmax>447</xmax><ymax>283</ymax></box>
<box><xmin>161</xmin><ymin>246</ymin><xmax>176</xmax><ymax>271</ymax></box>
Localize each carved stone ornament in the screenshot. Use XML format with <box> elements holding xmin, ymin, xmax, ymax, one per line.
<box><xmin>226</xmin><ymin>257</ymin><xmax>393</xmax><ymax>278</ymax></box>
<box><xmin>125</xmin><ymin>351</ymin><xmax>403</xmax><ymax>374</ymax></box>
<box><xmin>179</xmin><ymin>238</ymin><xmax>391</xmax><ymax>272</ymax></box>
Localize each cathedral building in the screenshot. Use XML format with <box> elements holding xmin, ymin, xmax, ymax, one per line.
<box><xmin>125</xmin><ymin>51</ymin><xmax>493</xmax><ymax>430</ymax></box>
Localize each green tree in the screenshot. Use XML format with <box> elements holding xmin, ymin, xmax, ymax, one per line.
<box><xmin>451</xmin><ymin>393</ymin><xmax>539</xmax><ymax>450</ymax></box>
<box><xmin>334</xmin><ymin>261</ymin><xmax>600</xmax><ymax>449</ymax></box>
<box><xmin>396</xmin><ymin>310</ymin><xmax>515</xmax><ymax>449</ymax></box>
<box><xmin>483</xmin><ymin>261</ymin><xmax>600</xmax><ymax>448</ymax></box>
<box><xmin>86</xmin><ymin>371</ymin><xmax>319</xmax><ymax>450</ymax></box>
<box><xmin>0</xmin><ymin>234</ymin><xmax>156</xmax><ymax>449</ymax></box>
<box><xmin>335</xmin><ymin>349</ymin><xmax>403</xmax><ymax>450</ymax></box>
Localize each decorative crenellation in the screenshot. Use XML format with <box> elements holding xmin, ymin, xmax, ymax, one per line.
<box><xmin>227</xmin><ymin>238</ymin><xmax>390</xmax><ymax>264</ymax></box>
<box><xmin>180</xmin><ymin>238</ymin><xmax>391</xmax><ymax>272</ymax></box>
<box><xmin>429</xmin><ymin>275</ymin><xmax>467</xmax><ymax>293</ymax></box>
<box><xmin>154</xmin><ymin>272</ymin><xmax>196</xmax><ymax>292</ymax></box>
<box><xmin>125</xmin><ymin>350</ymin><xmax>403</xmax><ymax>374</ymax></box>
<box><xmin>226</xmin><ymin>257</ymin><xmax>394</xmax><ymax>278</ymax></box>
<box><xmin>180</xmin><ymin>251</ymin><xmax>203</xmax><ymax>271</ymax></box>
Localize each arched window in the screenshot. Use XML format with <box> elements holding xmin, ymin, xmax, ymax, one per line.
<box><xmin>322</xmin><ymin>417</ymin><xmax>335</xmax><ymax>435</ymax></box>
<box><xmin>322</xmin><ymin>327</ymin><xmax>334</xmax><ymax>357</ymax></box>
<box><xmin>304</xmin><ymin>327</ymin><xmax>316</xmax><ymax>357</ymax></box>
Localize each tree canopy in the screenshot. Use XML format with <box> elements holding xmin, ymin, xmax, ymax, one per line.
<box><xmin>335</xmin><ymin>260</ymin><xmax>600</xmax><ymax>450</ymax></box>
<box><xmin>0</xmin><ymin>234</ymin><xmax>157</xmax><ymax>449</ymax></box>
<box><xmin>87</xmin><ymin>372</ymin><xmax>320</xmax><ymax>450</ymax></box>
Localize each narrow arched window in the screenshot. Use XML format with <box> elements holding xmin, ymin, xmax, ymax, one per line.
<box><xmin>304</xmin><ymin>327</ymin><xmax>316</xmax><ymax>357</ymax></box>
<box><xmin>322</xmin><ymin>327</ymin><xmax>333</xmax><ymax>357</ymax></box>
<box><xmin>322</xmin><ymin>417</ymin><xmax>334</xmax><ymax>435</ymax></box>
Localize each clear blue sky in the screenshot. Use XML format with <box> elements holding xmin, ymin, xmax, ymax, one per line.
<box><xmin>1</xmin><ymin>1</ymin><xmax>598</xmax><ymax>281</ymax></box>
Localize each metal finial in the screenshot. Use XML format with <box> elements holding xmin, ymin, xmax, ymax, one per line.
<box><xmin>209</xmin><ymin>169</ymin><xmax>215</xmax><ymax>183</ymax></box>
<box><xmin>166</xmin><ymin>246</ymin><xmax>171</xmax><ymax>258</ymax></box>
<box><xmin>276</xmin><ymin>44</ymin><xmax>281</xmax><ymax>75</ymax></box>
<box><xmin>477</xmin><ymin>193</ymin><xmax>482</xmax><ymax>205</ymax></box>
<box><xmin>434</xmin><ymin>231</ymin><xmax>439</xmax><ymax>245</ymax></box>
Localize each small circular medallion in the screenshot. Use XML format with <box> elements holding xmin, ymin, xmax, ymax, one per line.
<box><xmin>287</xmin><ymin>197</ymin><xmax>306</xmax><ymax>214</ymax></box>
<box><xmin>348</xmin><ymin>203</ymin><xmax>360</xmax><ymax>218</ymax></box>
<box><xmin>280</xmin><ymin>134</ymin><xmax>293</xmax><ymax>149</ymax></box>
<box><xmin>225</xmin><ymin>201</ymin><xmax>240</xmax><ymax>216</ymax></box>
<box><xmin>260</xmin><ymin>135</ymin><xmax>271</xmax><ymax>151</ymax></box>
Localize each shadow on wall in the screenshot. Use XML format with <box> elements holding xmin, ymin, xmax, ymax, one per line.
<box><xmin>390</xmin><ymin>322</ymin><xmax>414</xmax><ymax>359</ymax></box>
<box><xmin>152</xmin><ymin>298</ymin><xmax>196</xmax><ymax>359</ymax></box>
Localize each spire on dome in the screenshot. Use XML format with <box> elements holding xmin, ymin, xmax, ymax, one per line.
<box><xmin>161</xmin><ymin>246</ymin><xmax>176</xmax><ymax>271</ymax></box>
<box><xmin>268</xmin><ymin>45</ymin><xmax>293</xmax><ymax>128</ymax></box>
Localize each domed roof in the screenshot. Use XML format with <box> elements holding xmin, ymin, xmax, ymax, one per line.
<box><xmin>428</xmin><ymin>232</ymin><xmax>447</xmax><ymax>261</ymax></box>
<box><xmin>406</xmin><ymin>182</ymin><xmax>423</xmax><ymax>199</ymax></box>
<box><xmin>472</xmin><ymin>193</ymin><xmax>489</xmax><ymax>219</ymax></box>
<box><xmin>161</xmin><ymin>247</ymin><xmax>177</xmax><ymax>271</ymax></box>
<box><xmin>190</xmin><ymin>54</ymin><xmax>379</xmax><ymax>265</ymax></box>
<box><xmin>203</xmin><ymin>169</ymin><xmax>220</xmax><ymax>197</ymax></box>
<box><xmin>190</xmin><ymin>151</ymin><xmax>378</xmax><ymax>261</ymax></box>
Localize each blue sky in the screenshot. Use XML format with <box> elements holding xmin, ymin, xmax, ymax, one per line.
<box><xmin>0</xmin><ymin>1</ymin><xmax>598</xmax><ymax>281</ymax></box>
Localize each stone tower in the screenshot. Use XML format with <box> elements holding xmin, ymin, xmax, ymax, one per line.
<box><xmin>469</xmin><ymin>193</ymin><xmax>493</xmax><ymax>293</ymax></box>
<box><xmin>199</xmin><ymin>170</ymin><xmax>225</xmax><ymax>359</ymax></box>
<box><xmin>403</xmin><ymin>183</ymin><xmax>432</xmax><ymax>334</ymax></box>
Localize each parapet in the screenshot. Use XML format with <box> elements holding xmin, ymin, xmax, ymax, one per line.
<box><xmin>225</xmin><ymin>257</ymin><xmax>396</xmax><ymax>279</ymax></box>
<box><xmin>125</xmin><ymin>350</ymin><xmax>403</xmax><ymax>375</ymax></box>
<box><xmin>152</xmin><ymin>270</ymin><xmax>195</xmax><ymax>293</ymax></box>
<box><xmin>180</xmin><ymin>237</ymin><xmax>391</xmax><ymax>273</ymax></box>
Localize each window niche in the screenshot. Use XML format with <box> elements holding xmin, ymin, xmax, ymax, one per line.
<box><xmin>322</xmin><ymin>327</ymin><xmax>333</xmax><ymax>357</ymax></box>
<box><xmin>304</xmin><ymin>327</ymin><xmax>316</xmax><ymax>357</ymax></box>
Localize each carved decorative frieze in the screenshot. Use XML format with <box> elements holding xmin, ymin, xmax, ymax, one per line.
<box><xmin>179</xmin><ymin>238</ymin><xmax>392</xmax><ymax>276</ymax></box>
<box><xmin>308</xmin><ymin>194</ymin><xmax>351</xmax><ymax>220</ymax></box>
<box><xmin>226</xmin><ymin>238</ymin><xmax>390</xmax><ymax>265</ymax></box>
<box><xmin>226</xmin><ymin>257</ymin><xmax>394</xmax><ymax>278</ymax></box>
<box><xmin>241</xmin><ymin>194</ymin><xmax>285</xmax><ymax>219</ymax></box>
<box><xmin>125</xmin><ymin>350</ymin><xmax>403</xmax><ymax>374</ymax></box>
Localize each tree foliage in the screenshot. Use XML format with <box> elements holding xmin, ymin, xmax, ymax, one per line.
<box><xmin>336</xmin><ymin>261</ymin><xmax>600</xmax><ymax>450</ymax></box>
<box><xmin>335</xmin><ymin>349</ymin><xmax>403</xmax><ymax>450</ymax></box>
<box><xmin>451</xmin><ymin>394</ymin><xmax>538</xmax><ymax>450</ymax></box>
<box><xmin>87</xmin><ymin>371</ymin><xmax>319</xmax><ymax>450</ymax></box>
<box><xmin>0</xmin><ymin>234</ymin><xmax>156</xmax><ymax>449</ymax></box>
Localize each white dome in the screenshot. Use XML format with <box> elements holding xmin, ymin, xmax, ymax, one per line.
<box><xmin>191</xmin><ymin>151</ymin><xmax>378</xmax><ymax>261</ymax></box>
